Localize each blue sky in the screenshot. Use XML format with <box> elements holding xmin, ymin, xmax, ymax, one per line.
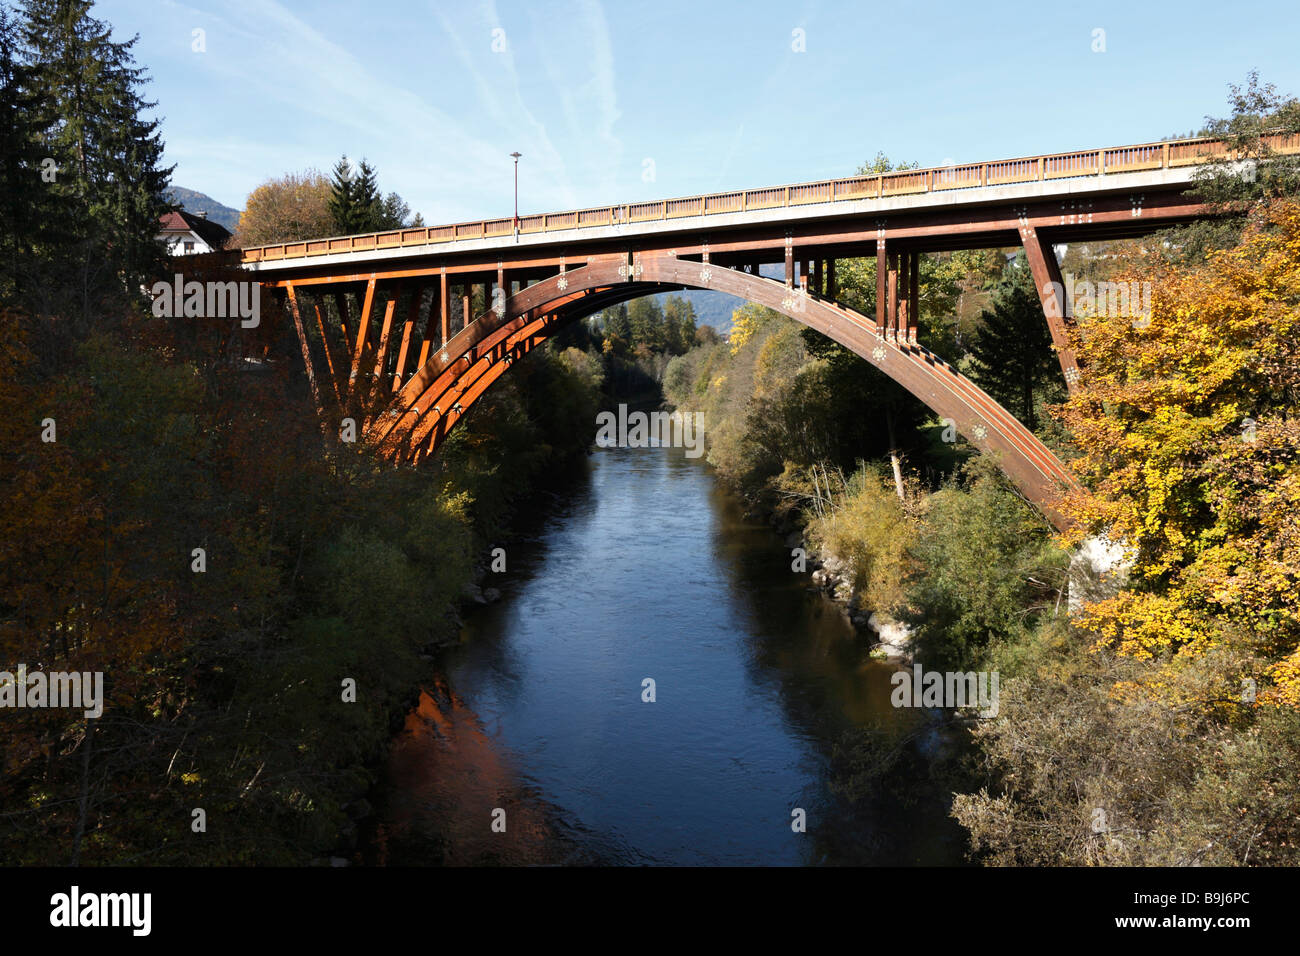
<box><xmin>98</xmin><ymin>0</ymin><xmax>1300</xmax><ymax>225</ymax></box>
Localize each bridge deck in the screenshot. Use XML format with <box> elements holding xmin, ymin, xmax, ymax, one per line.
<box><xmin>240</xmin><ymin>132</ymin><xmax>1297</xmax><ymax>273</ymax></box>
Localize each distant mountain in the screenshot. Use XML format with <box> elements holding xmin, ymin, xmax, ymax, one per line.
<box><xmin>650</xmin><ymin>289</ymin><xmax>742</xmax><ymax>333</ymax></box>
<box><xmin>649</xmin><ymin>264</ymin><xmax>790</xmax><ymax>334</ymax></box>
<box><xmin>166</xmin><ymin>187</ymin><xmax>241</xmax><ymax>233</ymax></box>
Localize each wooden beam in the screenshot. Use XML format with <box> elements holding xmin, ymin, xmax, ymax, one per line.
<box><xmin>285</xmin><ymin>283</ymin><xmax>329</xmax><ymax>435</ymax></box>
<box><xmin>1020</xmin><ymin>224</ymin><xmax>1081</xmax><ymax>390</ymax></box>
<box><xmin>439</xmin><ymin>271</ymin><xmax>450</xmax><ymax>347</ymax></box>
<box><xmin>371</xmin><ymin>294</ymin><xmax>397</xmax><ymax>385</ymax></box>
<box><xmin>312</xmin><ymin>298</ymin><xmax>342</xmax><ymax>406</ymax></box>
<box><xmin>393</xmin><ymin>285</ymin><xmax>421</xmax><ymax>391</ymax></box>
<box><xmin>333</xmin><ymin>292</ymin><xmax>351</xmax><ymax>355</ymax></box>
<box><xmin>347</xmin><ymin>277</ymin><xmax>376</xmax><ymax>399</ymax></box>
<box><xmin>875</xmin><ymin>239</ymin><xmax>886</xmax><ymax>331</ymax></box>
<box><xmin>898</xmin><ymin>251</ymin><xmax>909</xmax><ymax>341</ymax></box>
<box><xmin>908</xmin><ymin>252</ymin><xmax>919</xmax><ymax>345</ymax></box>
<box><xmin>887</xmin><ymin>250</ymin><xmax>899</xmax><ymax>340</ymax></box>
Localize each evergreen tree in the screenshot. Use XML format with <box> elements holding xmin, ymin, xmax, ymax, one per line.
<box><xmin>329</xmin><ymin>156</ymin><xmax>422</xmax><ymax>233</ymax></box>
<box><xmin>20</xmin><ymin>0</ymin><xmax>172</xmax><ymax>329</ymax></box>
<box><xmin>0</xmin><ymin>6</ymin><xmax>43</xmax><ymax>302</ymax></box>
<box><xmin>328</xmin><ymin>155</ymin><xmax>383</xmax><ymax>234</ymax></box>
<box><xmin>328</xmin><ymin>155</ymin><xmax>381</xmax><ymax>233</ymax></box>
<box><xmin>327</xmin><ymin>154</ymin><xmax>360</xmax><ymax>234</ymax></box>
<box><xmin>627</xmin><ymin>296</ymin><xmax>663</xmax><ymax>350</ymax></box>
<box><xmin>351</xmin><ymin>158</ymin><xmax>379</xmax><ymax>227</ymax></box>
<box><xmin>603</xmin><ymin>303</ymin><xmax>630</xmax><ymax>340</ymax></box>
<box><xmin>373</xmin><ymin>191</ymin><xmax>423</xmax><ymax>230</ymax></box>
<box><xmin>966</xmin><ymin>256</ymin><xmax>1059</xmax><ymax>429</ymax></box>
<box><xmin>662</xmin><ymin>295</ymin><xmax>697</xmax><ymax>355</ymax></box>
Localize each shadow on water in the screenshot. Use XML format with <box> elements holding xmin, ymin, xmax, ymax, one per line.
<box><xmin>367</xmin><ymin>446</ymin><xmax>966</xmax><ymax>866</ymax></box>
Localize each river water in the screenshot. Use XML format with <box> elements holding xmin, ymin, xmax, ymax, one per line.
<box><xmin>367</xmin><ymin>445</ymin><xmax>964</xmax><ymax>866</ymax></box>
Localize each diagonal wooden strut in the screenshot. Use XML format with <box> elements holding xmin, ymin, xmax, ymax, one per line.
<box><xmin>1020</xmin><ymin>224</ymin><xmax>1081</xmax><ymax>392</ymax></box>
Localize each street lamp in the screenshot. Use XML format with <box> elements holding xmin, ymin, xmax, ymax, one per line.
<box><xmin>510</xmin><ymin>151</ymin><xmax>522</xmax><ymax>241</ymax></box>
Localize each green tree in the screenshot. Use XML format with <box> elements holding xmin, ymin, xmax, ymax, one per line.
<box><xmin>965</xmin><ymin>256</ymin><xmax>1060</xmax><ymax>429</ymax></box>
<box><xmin>602</xmin><ymin>303</ymin><xmax>630</xmax><ymax>340</ymax></box>
<box><xmin>374</xmin><ymin>191</ymin><xmax>423</xmax><ymax>230</ymax></box>
<box><xmin>21</xmin><ymin>0</ymin><xmax>173</xmax><ymax>328</ymax></box>
<box><xmin>627</xmin><ymin>296</ymin><xmax>664</xmax><ymax>350</ymax></box>
<box><xmin>329</xmin><ymin>156</ymin><xmax>422</xmax><ymax>234</ymax></box>
<box><xmin>0</xmin><ymin>7</ymin><xmax>43</xmax><ymax>303</ymax></box>
<box><xmin>1160</xmin><ymin>74</ymin><xmax>1300</xmax><ymax>261</ymax></box>
<box><xmin>662</xmin><ymin>294</ymin><xmax>697</xmax><ymax>355</ymax></box>
<box><xmin>328</xmin><ymin>155</ymin><xmax>378</xmax><ymax>234</ymax></box>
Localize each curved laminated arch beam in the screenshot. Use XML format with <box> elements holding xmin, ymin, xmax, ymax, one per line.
<box><xmin>369</xmin><ymin>255</ymin><xmax>1081</xmax><ymax>528</ymax></box>
<box><xmin>394</xmin><ymin>284</ymin><xmax>678</xmax><ymax>462</ymax></box>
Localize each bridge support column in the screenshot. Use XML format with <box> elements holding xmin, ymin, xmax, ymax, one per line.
<box><xmin>285</xmin><ymin>283</ymin><xmax>330</xmax><ymax>437</ymax></box>
<box><xmin>908</xmin><ymin>251</ymin><xmax>919</xmax><ymax>345</ymax></box>
<box><xmin>875</xmin><ymin>239</ymin><xmax>887</xmax><ymax>333</ymax></box>
<box><xmin>347</xmin><ymin>278</ymin><xmax>377</xmax><ymax>403</ymax></box>
<box><xmin>898</xmin><ymin>252</ymin><xmax>910</xmax><ymax>342</ymax></box>
<box><xmin>887</xmin><ymin>250</ymin><xmax>899</xmax><ymax>341</ymax></box>
<box><xmin>312</xmin><ymin>298</ymin><xmax>343</xmax><ymax>406</ymax></box>
<box><xmin>393</xmin><ymin>286</ymin><xmax>421</xmax><ymax>391</ymax></box>
<box><xmin>1020</xmin><ymin>225</ymin><xmax>1081</xmax><ymax>392</ymax></box>
<box><xmin>372</xmin><ymin>295</ymin><xmax>397</xmax><ymax>385</ymax></box>
<box><xmin>826</xmin><ymin>259</ymin><xmax>836</xmax><ymax>300</ymax></box>
<box><xmin>439</xmin><ymin>271</ymin><xmax>449</xmax><ymax>349</ymax></box>
<box><xmin>331</xmin><ymin>292</ymin><xmax>351</xmax><ymax>357</ymax></box>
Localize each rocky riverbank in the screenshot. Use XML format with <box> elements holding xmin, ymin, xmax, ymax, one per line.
<box><xmin>766</xmin><ymin>508</ymin><xmax>915</xmax><ymax>661</ymax></box>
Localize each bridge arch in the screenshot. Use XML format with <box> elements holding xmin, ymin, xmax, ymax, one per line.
<box><xmin>366</xmin><ymin>254</ymin><xmax>1080</xmax><ymax>528</ymax></box>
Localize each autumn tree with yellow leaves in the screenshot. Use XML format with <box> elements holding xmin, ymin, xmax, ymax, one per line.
<box><xmin>1057</xmin><ymin>200</ymin><xmax>1300</xmax><ymax>706</ymax></box>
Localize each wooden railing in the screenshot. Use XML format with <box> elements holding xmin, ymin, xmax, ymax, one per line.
<box><xmin>240</xmin><ymin>132</ymin><xmax>1300</xmax><ymax>263</ymax></box>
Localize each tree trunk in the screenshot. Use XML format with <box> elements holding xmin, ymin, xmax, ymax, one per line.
<box><xmin>886</xmin><ymin>408</ymin><xmax>905</xmax><ymax>502</ymax></box>
<box><xmin>70</xmin><ymin>717</ymin><xmax>95</xmax><ymax>866</ymax></box>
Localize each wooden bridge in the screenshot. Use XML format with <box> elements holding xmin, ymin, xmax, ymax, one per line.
<box><xmin>234</xmin><ymin>132</ymin><xmax>1299</xmax><ymax>529</ymax></box>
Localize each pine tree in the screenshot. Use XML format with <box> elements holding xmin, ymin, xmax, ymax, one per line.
<box><xmin>663</xmin><ymin>295</ymin><xmax>697</xmax><ymax>354</ymax></box>
<box><xmin>330</xmin><ymin>155</ymin><xmax>422</xmax><ymax>233</ymax></box>
<box><xmin>21</xmin><ymin>0</ymin><xmax>173</xmax><ymax>330</ymax></box>
<box><xmin>328</xmin><ymin>154</ymin><xmax>359</xmax><ymax>234</ymax></box>
<box><xmin>627</xmin><ymin>297</ymin><xmax>663</xmax><ymax>350</ymax></box>
<box><xmin>0</xmin><ymin>6</ymin><xmax>44</xmax><ymax>302</ymax></box>
<box><xmin>603</xmin><ymin>303</ymin><xmax>630</xmax><ymax>340</ymax></box>
<box><xmin>374</xmin><ymin>191</ymin><xmax>422</xmax><ymax>230</ymax></box>
<box><xmin>966</xmin><ymin>257</ymin><xmax>1059</xmax><ymax>429</ymax></box>
<box><xmin>345</xmin><ymin>158</ymin><xmax>381</xmax><ymax>232</ymax></box>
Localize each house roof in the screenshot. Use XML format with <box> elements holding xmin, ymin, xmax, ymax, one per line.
<box><xmin>159</xmin><ymin>209</ymin><xmax>232</xmax><ymax>250</ymax></box>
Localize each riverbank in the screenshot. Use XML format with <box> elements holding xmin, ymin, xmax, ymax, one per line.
<box><xmin>762</xmin><ymin>496</ymin><xmax>916</xmax><ymax>661</ymax></box>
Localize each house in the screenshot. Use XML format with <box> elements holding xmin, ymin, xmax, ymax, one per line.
<box><xmin>158</xmin><ymin>209</ymin><xmax>232</xmax><ymax>255</ymax></box>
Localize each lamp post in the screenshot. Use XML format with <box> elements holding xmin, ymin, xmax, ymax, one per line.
<box><xmin>510</xmin><ymin>151</ymin><xmax>522</xmax><ymax>242</ymax></box>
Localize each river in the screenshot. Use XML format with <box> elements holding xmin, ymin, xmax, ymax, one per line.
<box><xmin>366</xmin><ymin>445</ymin><xmax>964</xmax><ymax>866</ymax></box>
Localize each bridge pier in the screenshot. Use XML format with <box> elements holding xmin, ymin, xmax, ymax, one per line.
<box><xmin>875</xmin><ymin>238</ymin><xmax>887</xmax><ymax>334</ymax></box>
